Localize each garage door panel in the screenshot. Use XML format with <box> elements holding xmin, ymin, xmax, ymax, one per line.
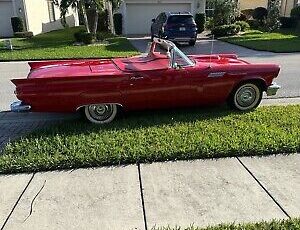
<box><xmin>126</xmin><ymin>3</ymin><xmax>191</xmax><ymax>34</ymax></box>
<box><xmin>0</xmin><ymin>2</ymin><xmax>14</xmax><ymax>37</ymax></box>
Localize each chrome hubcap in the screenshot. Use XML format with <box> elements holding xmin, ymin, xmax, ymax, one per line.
<box><xmin>236</xmin><ymin>86</ymin><xmax>256</xmax><ymax>107</ymax></box>
<box><xmin>88</xmin><ymin>104</ymin><xmax>113</xmax><ymax>121</ymax></box>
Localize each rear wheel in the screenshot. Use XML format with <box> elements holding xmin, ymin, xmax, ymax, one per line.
<box><xmin>84</xmin><ymin>104</ymin><xmax>117</xmax><ymax>124</ymax></box>
<box><xmin>228</xmin><ymin>83</ymin><xmax>263</xmax><ymax>111</ymax></box>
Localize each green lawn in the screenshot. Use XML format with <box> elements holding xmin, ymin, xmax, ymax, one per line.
<box><xmin>221</xmin><ymin>29</ymin><xmax>300</xmax><ymax>52</ymax></box>
<box><xmin>154</xmin><ymin>218</ymin><xmax>300</xmax><ymax>230</ymax></box>
<box><xmin>1</xmin><ymin>105</ymin><xmax>299</xmax><ymax>174</ymax></box>
<box><xmin>0</xmin><ymin>27</ymin><xmax>138</xmax><ymax>60</ymax></box>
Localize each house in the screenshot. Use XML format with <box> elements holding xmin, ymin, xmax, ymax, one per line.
<box><xmin>0</xmin><ymin>0</ymin><xmax>79</xmax><ymax>38</ymax></box>
<box><xmin>239</xmin><ymin>0</ymin><xmax>300</xmax><ymax>16</ymax></box>
<box><xmin>118</xmin><ymin>0</ymin><xmax>206</xmax><ymax>35</ymax></box>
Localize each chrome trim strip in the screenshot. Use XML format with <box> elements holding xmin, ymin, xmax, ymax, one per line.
<box><xmin>10</xmin><ymin>101</ymin><xmax>31</xmax><ymax>112</ymax></box>
<box><xmin>208</xmin><ymin>72</ymin><xmax>226</xmax><ymax>78</ymax></box>
<box><xmin>266</xmin><ymin>82</ymin><xmax>281</xmax><ymax>96</ymax></box>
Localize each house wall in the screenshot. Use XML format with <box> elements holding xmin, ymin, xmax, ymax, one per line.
<box><xmin>281</xmin><ymin>0</ymin><xmax>298</xmax><ymax>16</ymax></box>
<box><xmin>119</xmin><ymin>0</ymin><xmax>205</xmax><ymax>35</ymax></box>
<box><xmin>23</xmin><ymin>0</ymin><xmax>79</xmax><ymax>35</ymax></box>
<box><xmin>239</xmin><ymin>0</ymin><xmax>268</xmax><ymax>10</ymax></box>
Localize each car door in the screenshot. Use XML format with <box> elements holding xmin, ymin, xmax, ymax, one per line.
<box><xmin>123</xmin><ymin>67</ymin><xmax>193</xmax><ymax>110</ymax></box>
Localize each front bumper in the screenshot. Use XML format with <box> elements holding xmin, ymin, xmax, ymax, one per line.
<box><xmin>10</xmin><ymin>101</ymin><xmax>31</xmax><ymax>112</ymax></box>
<box><xmin>266</xmin><ymin>82</ymin><xmax>281</xmax><ymax>96</ymax></box>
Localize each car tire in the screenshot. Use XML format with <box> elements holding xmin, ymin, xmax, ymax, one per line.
<box><xmin>189</xmin><ymin>40</ymin><xmax>196</xmax><ymax>46</ymax></box>
<box><xmin>228</xmin><ymin>83</ymin><xmax>263</xmax><ymax>111</ymax></box>
<box><xmin>84</xmin><ymin>104</ymin><xmax>117</xmax><ymax>124</ymax></box>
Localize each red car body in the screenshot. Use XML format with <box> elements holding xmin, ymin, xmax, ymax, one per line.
<box><xmin>11</xmin><ymin>39</ymin><xmax>280</xmax><ymax>123</ymax></box>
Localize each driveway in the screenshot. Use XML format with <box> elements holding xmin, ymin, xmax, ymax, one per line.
<box><xmin>128</xmin><ymin>36</ymin><xmax>300</xmax><ymax>99</ymax></box>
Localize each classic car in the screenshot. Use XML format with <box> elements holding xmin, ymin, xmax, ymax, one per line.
<box><xmin>11</xmin><ymin>38</ymin><xmax>280</xmax><ymax>124</ymax></box>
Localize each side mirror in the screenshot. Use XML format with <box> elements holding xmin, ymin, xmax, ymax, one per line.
<box><xmin>152</xmin><ymin>18</ymin><xmax>155</xmax><ymax>23</ymax></box>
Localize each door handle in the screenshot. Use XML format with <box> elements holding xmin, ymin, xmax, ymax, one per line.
<box><xmin>130</xmin><ymin>76</ymin><xmax>144</xmax><ymax>80</ymax></box>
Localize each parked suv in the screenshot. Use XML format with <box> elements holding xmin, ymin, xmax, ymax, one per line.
<box><xmin>151</xmin><ymin>12</ymin><xmax>197</xmax><ymax>46</ymax></box>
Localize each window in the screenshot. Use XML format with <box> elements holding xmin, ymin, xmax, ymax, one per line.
<box><xmin>47</xmin><ymin>0</ymin><xmax>56</xmax><ymax>22</ymax></box>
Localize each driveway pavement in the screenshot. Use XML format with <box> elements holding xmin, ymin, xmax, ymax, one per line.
<box><xmin>0</xmin><ymin>154</ymin><xmax>299</xmax><ymax>230</ymax></box>
<box><xmin>128</xmin><ymin>36</ymin><xmax>300</xmax><ymax>99</ymax></box>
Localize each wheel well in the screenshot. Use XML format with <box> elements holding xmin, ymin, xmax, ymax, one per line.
<box><xmin>228</xmin><ymin>78</ymin><xmax>267</xmax><ymax>102</ymax></box>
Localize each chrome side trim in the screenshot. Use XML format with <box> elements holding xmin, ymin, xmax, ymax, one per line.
<box><xmin>76</xmin><ymin>103</ymin><xmax>124</xmax><ymax>111</ymax></box>
<box><xmin>10</xmin><ymin>101</ymin><xmax>31</xmax><ymax>112</ymax></box>
<box><xmin>208</xmin><ymin>72</ymin><xmax>226</xmax><ymax>78</ymax></box>
<box><xmin>266</xmin><ymin>82</ymin><xmax>281</xmax><ymax>96</ymax></box>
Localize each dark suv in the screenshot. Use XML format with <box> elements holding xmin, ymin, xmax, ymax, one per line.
<box><xmin>151</xmin><ymin>12</ymin><xmax>197</xmax><ymax>46</ymax></box>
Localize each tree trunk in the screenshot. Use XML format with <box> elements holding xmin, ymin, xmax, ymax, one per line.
<box><xmin>92</xmin><ymin>9</ymin><xmax>99</xmax><ymax>34</ymax></box>
<box><xmin>79</xmin><ymin>0</ymin><xmax>90</xmax><ymax>33</ymax></box>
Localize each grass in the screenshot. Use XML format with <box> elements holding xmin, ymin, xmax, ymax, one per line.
<box><xmin>153</xmin><ymin>218</ymin><xmax>300</xmax><ymax>230</ymax></box>
<box><xmin>0</xmin><ymin>27</ymin><xmax>139</xmax><ymax>60</ymax></box>
<box><xmin>0</xmin><ymin>105</ymin><xmax>299</xmax><ymax>174</ymax></box>
<box><xmin>221</xmin><ymin>29</ymin><xmax>300</xmax><ymax>52</ymax></box>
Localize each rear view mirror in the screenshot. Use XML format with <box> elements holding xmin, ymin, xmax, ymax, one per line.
<box><xmin>152</xmin><ymin>18</ymin><xmax>155</xmax><ymax>23</ymax></box>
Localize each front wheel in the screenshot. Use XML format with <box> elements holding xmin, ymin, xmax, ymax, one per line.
<box><xmin>84</xmin><ymin>104</ymin><xmax>117</xmax><ymax>124</ymax></box>
<box><xmin>228</xmin><ymin>83</ymin><xmax>263</xmax><ymax>111</ymax></box>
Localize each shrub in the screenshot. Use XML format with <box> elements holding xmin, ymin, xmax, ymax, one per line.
<box><xmin>253</xmin><ymin>7</ymin><xmax>268</xmax><ymax>21</ymax></box>
<box><xmin>113</xmin><ymin>13</ymin><xmax>122</xmax><ymax>35</ymax></box>
<box><xmin>98</xmin><ymin>10</ymin><xmax>109</xmax><ymax>32</ymax></box>
<box><xmin>96</xmin><ymin>32</ymin><xmax>114</xmax><ymax>41</ymax></box>
<box><xmin>14</xmin><ymin>31</ymin><xmax>33</xmax><ymax>38</ymax></box>
<box><xmin>247</xmin><ymin>19</ymin><xmax>261</xmax><ymax>29</ymax></box>
<box><xmin>234</xmin><ymin>21</ymin><xmax>250</xmax><ymax>31</ymax></box>
<box><xmin>241</xmin><ymin>9</ymin><xmax>254</xmax><ymax>19</ymax></box>
<box><xmin>74</xmin><ymin>30</ymin><xmax>86</xmax><ymax>42</ymax></box>
<box><xmin>280</xmin><ymin>17</ymin><xmax>297</xmax><ymax>28</ymax></box>
<box><xmin>265</xmin><ymin>0</ymin><xmax>281</xmax><ymax>32</ymax></box>
<box><xmin>211</xmin><ymin>24</ymin><xmax>241</xmax><ymax>37</ymax></box>
<box><xmin>74</xmin><ymin>30</ymin><xmax>95</xmax><ymax>44</ymax></box>
<box><xmin>205</xmin><ymin>17</ymin><xmax>214</xmax><ymax>30</ymax></box>
<box><xmin>291</xmin><ymin>6</ymin><xmax>300</xmax><ymax>19</ymax></box>
<box><xmin>206</xmin><ymin>0</ymin><xmax>239</xmax><ymax>26</ymax></box>
<box><xmin>11</xmin><ymin>17</ymin><xmax>24</xmax><ymax>33</ymax></box>
<box><xmin>81</xmin><ymin>32</ymin><xmax>96</xmax><ymax>44</ymax></box>
<box><xmin>237</xmin><ymin>13</ymin><xmax>247</xmax><ymax>21</ymax></box>
<box><xmin>195</xmin><ymin>13</ymin><xmax>206</xmax><ymax>33</ymax></box>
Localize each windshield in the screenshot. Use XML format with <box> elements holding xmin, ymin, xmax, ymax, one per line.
<box><xmin>172</xmin><ymin>46</ymin><xmax>194</xmax><ymax>67</ymax></box>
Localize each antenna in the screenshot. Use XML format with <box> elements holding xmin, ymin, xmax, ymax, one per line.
<box><xmin>209</xmin><ymin>34</ymin><xmax>214</xmax><ymax>68</ymax></box>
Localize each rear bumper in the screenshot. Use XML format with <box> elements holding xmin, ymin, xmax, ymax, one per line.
<box><xmin>10</xmin><ymin>101</ymin><xmax>31</xmax><ymax>112</ymax></box>
<box><xmin>266</xmin><ymin>82</ymin><xmax>281</xmax><ymax>96</ymax></box>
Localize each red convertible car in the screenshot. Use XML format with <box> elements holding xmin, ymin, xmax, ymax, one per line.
<box><xmin>11</xmin><ymin>38</ymin><xmax>280</xmax><ymax>124</ymax></box>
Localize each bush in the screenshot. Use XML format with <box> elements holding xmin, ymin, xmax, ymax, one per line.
<box><xmin>205</xmin><ymin>17</ymin><xmax>214</xmax><ymax>30</ymax></box>
<box><xmin>265</xmin><ymin>0</ymin><xmax>281</xmax><ymax>32</ymax></box>
<box><xmin>98</xmin><ymin>10</ymin><xmax>109</xmax><ymax>32</ymax></box>
<box><xmin>241</xmin><ymin>9</ymin><xmax>254</xmax><ymax>19</ymax></box>
<box><xmin>253</xmin><ymin>7</ymin><xmax>268</xmax><ymax>21</ymax></box>
<box><xmin>14</xmin><ymin>31</ymin><xmax>33</xmax><ymax>38</ymax></box>
<box><xmin>291</xmin><ymin>6</ymin><xmax>300</xmax><ymax>19</ymax></box>
<box><xmin>74</xmin><ymin>30</ymin><xmax>95</xmax><ymax>44</ymax></box>
<box><xmin>280</xmin><ymin>17</ymin><xmax>297</xmax><ymax>28</ymax></box>
<box><xmin>195</xmin><ymin>13</ymin><xmax>206</xmax><ymax>33</ymax></box>
<box><xmin>11</xmin><ymin>17</ymin><xmax>24</xmax><ymax>33</ymax></box>
<box><xmin>96</xmin><ymin>32</ymin><xmax>114</xmax><ymax>41</ymax></box>
<box><xmin>211</xmin><ymin>24</ymin><xmax>241</xmax><ymax>37</ymax></box>
<box><xmin>237</xmin><ymin>13</ymin><xmax>247</xmax><ymax>21</ymax></box>
<box><xmin>113</xmin><ymin>13</ymin><xmax>122</xmax><ymax>35</ymax></box>
<box><xmin>247</xmin><ymin>19</ymin><xmax>261</xmax><ymax>29</ymax></box>
<box><xmin>234</xmin><ymin>21</ymin><xmax>250</xmax><ymax>31</ymax></box>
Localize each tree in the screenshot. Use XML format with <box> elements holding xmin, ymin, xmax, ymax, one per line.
<box><xmin>265</xmin><ymin>0</ymin><xmax>281</xmax><ymax>31</ymax></box>
<box><xmin>206</xmin><ymin>0</ymin><xmax>239</xmax><ymax>28</ymax></box>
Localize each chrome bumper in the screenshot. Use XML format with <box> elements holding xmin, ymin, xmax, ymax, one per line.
<box><xmin>10</xmin><ymin>101</ymin><xmax>31</xmax><ymax>112</ymax></box>
<box><xmin>266</xmin><ymin>83</ymin><xmax>281</xmax><ymax>96</ymax></box>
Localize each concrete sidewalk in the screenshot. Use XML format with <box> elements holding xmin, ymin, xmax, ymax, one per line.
<box><xmin>0</xmin><ymin>154</ymin><xmax>299</xmax><ymax>230</ymax></box>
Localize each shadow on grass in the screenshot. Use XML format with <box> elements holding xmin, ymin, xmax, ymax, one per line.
<box><xmin>28</xmin><ymin>105</ymin><xmax>241</xmax><ymax>138</ymax></box>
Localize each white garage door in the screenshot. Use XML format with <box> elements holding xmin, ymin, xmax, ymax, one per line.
<box><xmin>126</xmin><ymin>3</ymin><xmax>191</xmax><ymax>34</ymax></box>
<box><xmin>0</xmin><ymin>1</ymin><xmax>14</xmax><ymax>37</ymax></box>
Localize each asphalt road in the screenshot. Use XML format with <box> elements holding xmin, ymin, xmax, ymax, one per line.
<box><xmin>0</xmin><ymin>38</ymin><xmax>299</xmax><ymax>111</ymax></box>
<box><xmin>129</xmin><ymin>36</ymin><xmax>300</xmax><ymax>100</ymax></box>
